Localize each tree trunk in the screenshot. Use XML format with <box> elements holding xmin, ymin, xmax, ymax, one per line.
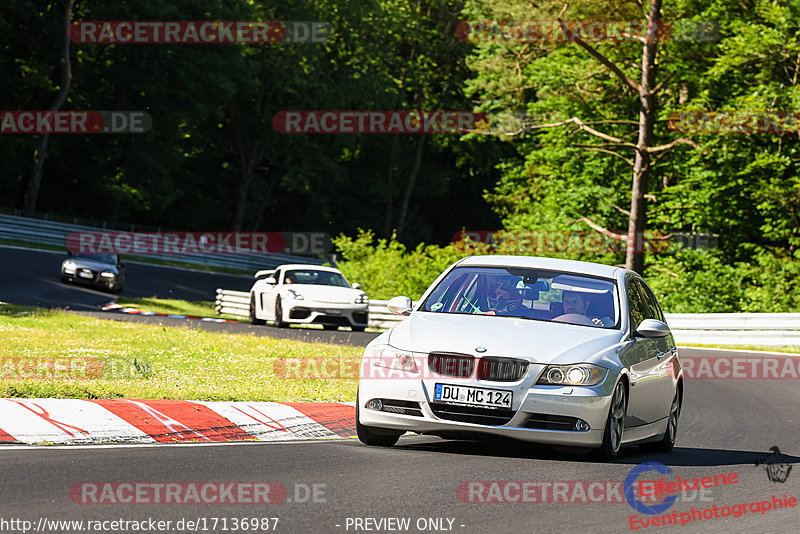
<box><xmin>625</xmin><ymin>0</ymin><xmax>661</xmax><ymax>274</ymax></box>
<box><xmin>23</xmin><ymin>0</ymin><xmax>75</xmax><ymax>212</ymax></box>
<box><xmin>396</xmin><ymin>135</ymin><xmax>426</xmax><ymax>239</ymax></box>
<box><xmin>383</xmin><ymin>136</ymin><xmax>400</xmax><ymax>237</ymax></box>
<box><xmin>229</xmin><ymin>101</ymin><xmax>265</xmax><ymax>232</ymax></box>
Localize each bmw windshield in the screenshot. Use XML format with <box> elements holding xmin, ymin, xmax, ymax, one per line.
<box><xmin>420</xmin><ymin>266</ymin><xmax>619</xmax><ymax>328</ymax></box>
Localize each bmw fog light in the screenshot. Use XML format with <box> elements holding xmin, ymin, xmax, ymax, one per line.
<box><xmin>365</xmin><ymin>399</ymin><xmax>383</xmax><ymax>411</ymax></box>
<box><xmin>575</xmin><ymin>419</ymin><xmax>590</xmax><ymax>431</ymax></box>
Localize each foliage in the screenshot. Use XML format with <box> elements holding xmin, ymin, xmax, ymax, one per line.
<box><xmin>0</xmin><ymin>304</ymin><xmax>360</xmax><ymax>401</ymax></box>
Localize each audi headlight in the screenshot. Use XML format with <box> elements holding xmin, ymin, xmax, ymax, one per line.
<box><xmin>536</xmin><ymin>364</ymin><xmax>607</xmax><ymax>386</ymax></box>
<box><xmin>354</xmin><ymin>293</ymin><xmax>368</xmax><ymax>304</ymax></box>
<box><xmin>365</xmin><ymin>345</ymin><xmax>418</xmax><ymax>373</ymax></box>
<box><xmin>100</xmin><ymin>272</ymin><xmax>115</xmax><ymax>278</ymax></box>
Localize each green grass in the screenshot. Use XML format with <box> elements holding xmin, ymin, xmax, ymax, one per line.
<box><xmin>115</xmin><ymin>297</ymin><xmax>243</xmax><ymax>322</ymax></box>
<box><xmin>681</xmin><ymin>343</ymin><xmax>800</xmax><ymax>354</ymax></box>
<box><xmin>0</xmin><ymin>304</ymin><xmax>360</xmax><ymax>401</ymax></box>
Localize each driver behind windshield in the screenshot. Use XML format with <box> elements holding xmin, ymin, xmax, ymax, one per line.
<box><xmin>561</xmin><ymin>290</ymin><xmax>606</xmax><ymax>327</ymax></box>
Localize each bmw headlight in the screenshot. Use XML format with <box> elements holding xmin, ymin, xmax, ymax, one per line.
<box><xmin>286</xmin><ymin>289</ymin><xmax>304</xmax><ymax>300</ymax></box>
<box><xmin>354</xmin><ymin>293</ymin><xmax>368</xmax><ymax>304</ymax></box>
<box><xmin>364</xmin><ymin>344</ymin><xmax>418</xmax><ymax>373</ymax></box>
<box><xmin>536</xmin><ymin>364</ymin><xmax>607</xmax><ymax>386</ymax></box>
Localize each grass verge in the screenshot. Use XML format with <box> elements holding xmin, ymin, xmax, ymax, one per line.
<box><xmin>0</xmin><ymin>304</ymin><xmax>359</xmax><ymax>402</ymax></box>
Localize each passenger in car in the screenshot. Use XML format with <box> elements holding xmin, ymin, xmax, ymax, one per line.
<box><xmin>561</xmin><ymin>291</ymin><xmax>609</xmax><ymax>327</ymax></box>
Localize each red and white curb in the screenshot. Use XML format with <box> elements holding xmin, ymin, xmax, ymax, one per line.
<box><xmin>100</xmin><ymin>302</ymin><xmax>239</xmax><ymax>323</ymax></box>
<box><xmin>0</xmin><ymin>399</ymin><xmax>356</xmax><ymax>445</ymax></box>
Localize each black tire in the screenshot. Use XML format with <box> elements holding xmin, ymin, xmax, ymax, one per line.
<box><xmin>249</xmin><ymin>295</ymin><xmax>265</xmax><ymax>325</ymax></box>
<box><xmin>595</xmin><ymin>380</ymin><xmax>627</xmax><ymax>460</ymax></box>
<box><xmin>641</xmin><ymin>388</ymin><xmax>680</xmax><ymax>453</ymax></box>
<box><xmin>351</xmin><ymin>326</ymin><xmax>367</xmax><ymax>332</ymax></box>
<box><xmin>355</xmin><ymin>399</ymin><xmax>403</xmax><ymax>447</ymax></box>
<box><xmin>274</xmin><ymin>298</ymin><xmax>288</xmax><ymax>327</ymax></box>
<box><xmin>322</xmin><ymin>324</ymin><xmax>339</xmax><ymax>331</ymax></box>
<box><xmin>60</xmin><ymin>273</ymin><xmax>69</xmax><ymax>283</ymax></box>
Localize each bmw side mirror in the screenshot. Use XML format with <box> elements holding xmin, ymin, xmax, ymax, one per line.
<box><xmin>387</xmin><ymin>296</ymin><xmax>412</xmax><ymax>316</ymax></box>
<box><xmin>634</xmin><ymin>319</ymin><xmax>671</xmax><ymax>338</ymax></box>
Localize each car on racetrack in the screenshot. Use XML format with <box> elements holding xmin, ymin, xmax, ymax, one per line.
<box><xmin>356</xmin><ymin>255</ymin><xmax>682</xmax><ymax>459</ymax></box>
<box><xmin>248</xmin><ymin>264</ymin><xmax>369</xmax><ymax>331</ymax></box>
<box><xmin>60</xmin><ymin>252</ymin><xmax>126</xmax><ymax>293</ymax></box>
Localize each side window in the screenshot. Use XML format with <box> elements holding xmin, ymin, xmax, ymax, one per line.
<box><xmin>626</xmin><ymin>278</ymin><xmax>647</xmax><ymax>331</ymax></box>
<box><xmin>636</xmin><ymin>279</ymin><xmax>665</xmax><ymax>322</ymax></box>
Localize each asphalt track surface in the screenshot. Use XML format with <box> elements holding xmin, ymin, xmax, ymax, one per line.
<box><xmin>1</xmin><ymin>244</ymin><xmax>799</xmax><ymax>533</ymax></box>
<box><xmin>0</xmin><ymin>245</ymin><xmax>379</xmax><ymax>345</ymax></box>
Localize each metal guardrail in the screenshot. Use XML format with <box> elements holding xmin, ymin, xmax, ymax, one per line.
<box><xmin>664</xmin><ymin>313</ymin><xmax>800</xmax><ymax>346</ymax></box>
<box><xmin>215</xmin><ymin>289</ymin><xmax>800</xmax><ymax>345</ymax></box>
<box><xmin>0</xmin><ymin>213</ymin><xmax>328</xmax><ymax>271</ymax></box>
<box><xmin>215</xmin><ymin>290</ymin><xmax>410</xmax><ymax>329</ymax></box>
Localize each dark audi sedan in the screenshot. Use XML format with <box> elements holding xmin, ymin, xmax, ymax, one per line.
<box><xmin>60</xmin><ymin>253</ymin><xmax>126</xmax><ymax>293</ymax></box>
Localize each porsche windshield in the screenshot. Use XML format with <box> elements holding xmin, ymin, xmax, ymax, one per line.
<box><xmin>421</xmin><ymin>266</ymin><xmax>619</xmax><ymax>328</ymax></box>
<box><xmin>284</xmin><ymin>270</ymin><xmax>350</xmax><ymax>287</ymax></box>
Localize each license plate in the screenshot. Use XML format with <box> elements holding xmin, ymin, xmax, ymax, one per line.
<box><xmin>79</xmin><ymin>271</ymin><xmax>93</xmax><ymax>279</ymax></box>
<box><xmin>434</xmin><ymin>384</ymin><xmax>512</xmax><ymax>409</ymax></box>
<box><xmin>325</xmin><ymin>309</ymin><xmax>342</xmax><ymax>315</ymax></box>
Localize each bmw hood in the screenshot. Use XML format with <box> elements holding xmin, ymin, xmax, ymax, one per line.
<box><xmin>387</xmin><ymin>311</ymin><xmax>625</xmax><ymax>365</ymax></box>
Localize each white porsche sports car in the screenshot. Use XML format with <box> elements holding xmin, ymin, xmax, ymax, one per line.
<box><xmin>248</xmin><ymin>264</ymin><xmax>369</xmax><ymax>331</ymax></box>
<box><xmin>356</xmin><ymin>255</ymin><xmax>682</xmax><ymax>459</ymax></box>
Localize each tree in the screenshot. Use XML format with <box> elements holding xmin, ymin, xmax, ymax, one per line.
<box><xmin>22</xmin><ymin>0</ymin><xmax>75</xmax><ymax>212</ymax></box>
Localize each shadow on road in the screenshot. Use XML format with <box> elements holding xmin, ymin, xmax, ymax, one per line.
<box><xmin>394</xmin><ymin>437</ymin><xmax>800</xmax><ymax>469</ymax></box>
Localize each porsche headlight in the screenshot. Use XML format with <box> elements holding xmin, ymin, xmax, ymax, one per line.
<box><xmin>365</xmin><ymin>345</ymin><xmax>418</xmax><ymax>373</ymax></box>
<box><xmin>536</xmin><ymin>364</ymin><xmax>607</xmax><ymax>386</ymax></box>
<box><xmin>354</xmin><ymin>293</ymin><xmax>368</xmax><ymax>304</ymax></box>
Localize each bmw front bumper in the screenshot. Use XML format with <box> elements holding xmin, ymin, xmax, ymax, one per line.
<box><xmin>357</xmin><ymin>366</ymin><xmax>619</xmax><ymax>447</ymax></box>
